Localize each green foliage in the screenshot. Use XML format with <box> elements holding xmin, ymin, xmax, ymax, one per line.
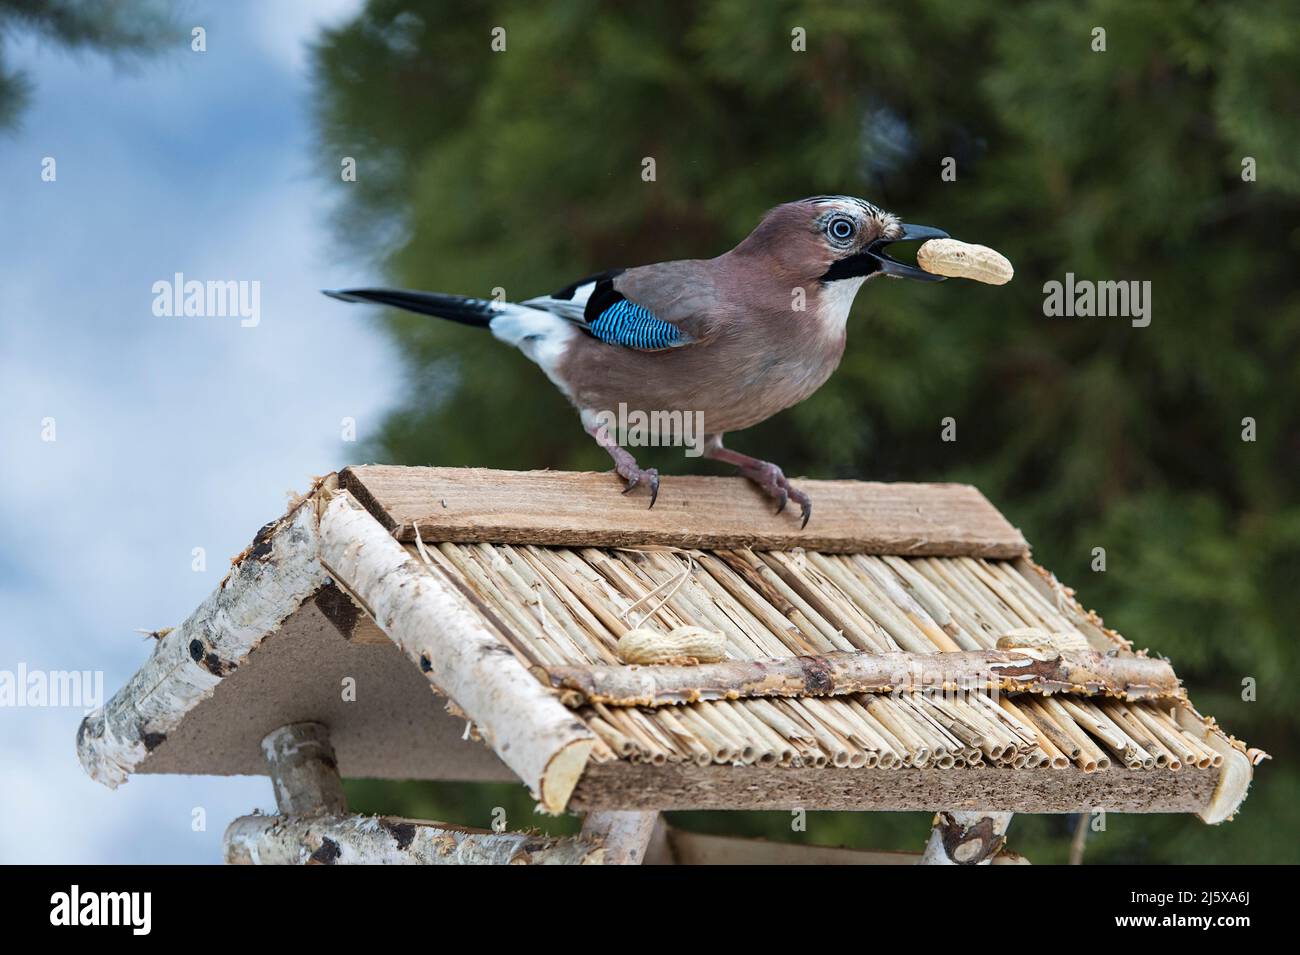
<box><xmin>0</xmin><ymin>0</ymin><xmax>178</xmax><ymax>129</ymax></box>
<box><xmin>316</xmin><ymin>0</ymin><xmax>1300</xmax><ymax>863</ymax></box>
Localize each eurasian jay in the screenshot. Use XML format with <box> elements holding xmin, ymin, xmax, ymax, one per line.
<box><xmin>326</xmin><ymin>196</ymin><xmax>947</xmax><ymax>527</ymax></box>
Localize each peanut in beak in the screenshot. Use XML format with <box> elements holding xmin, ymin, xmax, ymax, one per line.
<box><xmin>917</xmin><ymin>238</ymin><xmax>1014</xmax><ymax>285</ymax></box>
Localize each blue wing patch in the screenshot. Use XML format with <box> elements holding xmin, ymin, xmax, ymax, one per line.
<box><xmin>588</xmin><ymin>298</ymin><xmax>685</xmax><ymax>350</ymax></box>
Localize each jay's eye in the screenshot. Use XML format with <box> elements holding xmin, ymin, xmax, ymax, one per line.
<box><xmin>828</xmin><ymin>217</ymin><xmax>855</xmax><ymax>241</ymax></box>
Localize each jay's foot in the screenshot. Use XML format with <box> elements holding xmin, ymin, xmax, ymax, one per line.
<box><xmin>738</xmin><ymin>460</ymin><xmax>812</xmax><ymax>528</ymax></box>
<box><xmin>617</xmin><ymin>461</ymin><xmax>660</xmax><ymax>508</ymax></box>
<box><xmin>703</xmin><ymin>437</ymin><xmax>812</xmax><ymax>528</ymax></box>
<box><xmin>585</xmin><ymin>420</ymin><xmax>660</xmax><ymax>508</ymax></box>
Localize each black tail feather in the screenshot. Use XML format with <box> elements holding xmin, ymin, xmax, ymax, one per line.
<box><xmin>323</xmin><ymin>288</ymin><xmax>496</xmax><ymax>329</ymax></box>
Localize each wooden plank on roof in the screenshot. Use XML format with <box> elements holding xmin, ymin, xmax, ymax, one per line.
<box><xmin>340</xmin><ymin>465</ymin><xmax>1030</xmax><ymax>557</ymax></box>
<box><xmin>568</xmin><ymin>762</ymin><xmax>1220</xmax><ymax>813</ymax></box>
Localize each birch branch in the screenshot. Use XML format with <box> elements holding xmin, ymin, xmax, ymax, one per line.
<box><xmin>224</xmin><ymin>814</ymin><xmax>603</xmax><ymax>865</ymax></box>
<box><xmin>579</xmin><ymin>811</ymin><xmax>660</xmax><ymax>865</ymax></box>
<box><xmin>262</xmin><ymin>722</ymin><xmax>347</xmax><ymax>816</ymax></box>
<box><xmin>919</xmin><ymin>811</ymin><xmax>1015</xmax><ymax>865</ymax></box>
<box><xmin>539</xmin><ymin>648</ymin><xmax>1181</xmax><ymax>708</ymax></box>
<box><xmin>77</xmin><ymin>502</ymin><xmax>327</xmax><ymax>787</ymax></box>
<box><xmin>317</xmin><ymin>490</ymin><xmax>596</xmax><ymax>813</ymax></box>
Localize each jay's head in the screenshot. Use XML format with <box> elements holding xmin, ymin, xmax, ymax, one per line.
<box><xmin>734</xmin><ymin>196</ymin><xmax>948</xmax><ymax>285</ymax></box>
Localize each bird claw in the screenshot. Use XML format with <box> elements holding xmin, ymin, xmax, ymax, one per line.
<box><xmin>744</xmin><ymin>464</ymin><xmax>811</xmax><ymax>528</ymax></box>
<box><xmin>796</xmin><ymin>494</ymin><xmax>812</xmax><ymax>530</ymax></box>
<box><xmin>619</xmin><ymin>466</ymin><xmax>660</xmax><ymax>509</ymax></box>
<box><xmin>779</xmin><ymin>482</ymin><xmax>812</xmax><ymax>529</ymax></box>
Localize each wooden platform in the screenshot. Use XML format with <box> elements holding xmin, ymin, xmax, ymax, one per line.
<box><xmin>340</xmin><ymin>465</ymin><xmax>1030</xmax><ymax>557</ymax></box>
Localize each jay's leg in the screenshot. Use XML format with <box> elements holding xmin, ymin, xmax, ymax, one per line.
<box><xmin>703</xmin><ymin>434</ymin><xmax>812</xmax><ymax>528</ymax></box>
<box><xmin>585</xmin><ymin>419</ymin><xmax>660</xmax><ymax>508</ymax></box>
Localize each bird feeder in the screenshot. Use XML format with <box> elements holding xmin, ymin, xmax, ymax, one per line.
<box><xmin>76</xmin><ymin>467</ymin><xmax>1265</xmax><ymax>864</ymax></box>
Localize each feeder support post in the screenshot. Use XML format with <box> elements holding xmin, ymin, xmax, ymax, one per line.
<box><xmin>262</xmin><ymin>721</ymin><xmax>347</xmax><ymax>816</ymax></box>
<box><xmin>919</xmin><ymin>811</ymin><xmax>1015</xmax><ymax>865</ymax></box>
<box><xmin>579</xmin><ymin>810</ymin><xmax>661</xmax><ymax>865</ymax></box>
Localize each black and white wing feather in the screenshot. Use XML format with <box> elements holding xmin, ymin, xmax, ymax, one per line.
<box><xmin>523</xmin><ymin>270</ymin><xmax>693</xmax><ymax>351</ymax></box>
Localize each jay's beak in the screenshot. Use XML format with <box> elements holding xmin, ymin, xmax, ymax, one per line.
<box><xmin>868</xmin><ymin>223</ymin><xmax>950</xmax><ymax>281</ymax></box>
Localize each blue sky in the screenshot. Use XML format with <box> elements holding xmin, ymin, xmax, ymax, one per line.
<box><xmin>0</xmin><ymin>0</ymin><xmax>399</xmax><ymax>863</ymax></box>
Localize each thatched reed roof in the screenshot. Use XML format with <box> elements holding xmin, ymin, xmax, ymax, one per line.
<box><xmin>76</xmin><ymin>466</ymin><xmax>1263</xmax><ymax>822</ymax></box>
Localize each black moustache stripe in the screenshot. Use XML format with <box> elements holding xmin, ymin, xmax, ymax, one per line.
<box><xmin>819</xmin><ymin>252</ymin><xmax>881</xmax><ymax>282</ymax></box>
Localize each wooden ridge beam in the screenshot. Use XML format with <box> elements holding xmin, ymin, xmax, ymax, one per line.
<box><xmin>340</xmin><ymin>465</ymin><xmax>1029</xmax><ymax>558</ymax></box>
